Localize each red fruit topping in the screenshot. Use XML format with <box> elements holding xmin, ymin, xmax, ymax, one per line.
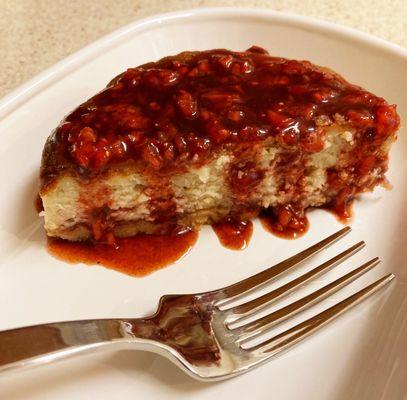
<box><xmin>266</xmin><ymin>110</ymin><xmax>295</xmax><ymax>128</ymax></box>
<box><xmin>375</xmin><ymin>105</ymin><xmax>400</xmax><ymax>137</ymax></box>
<box><xmin>175</xmin><ymin>90</ymin><xmax>198</xmax><ymax>119</ymax></box>
<box><xmin>46</xmin><ymin>47</ymin><xmax>398</xmax><ymax>175</ymax></box>
<box><xmin>141</xmin><ymin>140</ymin><xmax>164</xmax><ymax>169</ymax></box>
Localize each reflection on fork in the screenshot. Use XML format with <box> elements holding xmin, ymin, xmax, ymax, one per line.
<box><xmin>0</xmin><ymin>227</ymin><xmax>394</xmax><ymax>381</ymax></box>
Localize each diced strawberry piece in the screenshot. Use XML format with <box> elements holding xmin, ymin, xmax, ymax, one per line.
<box><xmin>111</xmin><ymin>140</ymin><xmax>127</xmax><ymax>158</ymax></box>
<box><xmin>375</xmin><ymin>105</ymin><xmax>400</xmax><ymax>137</ymax></box>
<box><xmin>78</xmin><ymin>127</ymin><xmax>97</xmax><ymax>142</ymax></box>
<box><xmin>175</xmin><ymin>90</ymin><xmax>198</xmax><ymax>119</ymax></box>
<box><xmin>266</xmin><ymin>110</ymin><xmax>295</xmax><ymax>128</ymax></box>
<box><xmin>346</xmin><ymin>110</ymin><xmax>373</xmax><ymax>127</ymax></box>
<box><xmin>141</xmin><ymin>140</ymin><xmax>163</xmax><ymax>169</ymax></box>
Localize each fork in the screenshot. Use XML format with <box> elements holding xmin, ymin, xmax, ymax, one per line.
<box><xmin>0</xmin><ymin>227</ymin><xmax>394</xmax><ymax>381</ymax></box>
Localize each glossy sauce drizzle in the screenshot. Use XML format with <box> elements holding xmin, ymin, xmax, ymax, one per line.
<box><xmin>35</xmin><ymin>194</ymin><xmax>44</xmax><ymax>213</ymax></box>
<box><xmin>260</xmin><ymin>205</ymin><xmax>309</xmax><ymax>239</ymax></box>
<box><xmin>212</xmin><ymin>219</ymin><xmax>253</xmax><ymax>250</ymax></box>
<box><xmin>47</xmin><ymin>229</ymin><xmax>198</xmax><ymax>276</ymax></box>
<box><xmin>325</xmin><ymin>203</ymin><xmax>353</xmax><ymax>223</ymax></box>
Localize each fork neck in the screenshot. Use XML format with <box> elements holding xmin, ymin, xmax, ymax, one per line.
<box><xmin>0</xmin><ymin>293</ymin><xmax>221</xmax><ymax>374</ymax></box>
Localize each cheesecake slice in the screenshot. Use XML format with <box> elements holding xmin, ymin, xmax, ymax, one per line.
<box><xmin>40</xmin><ymin>46</ymin><xmax>400</xmax><ymax>243</ymax></box>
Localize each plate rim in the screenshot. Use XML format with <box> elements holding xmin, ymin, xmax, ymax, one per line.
<box><xmin>0</xmin><ymin>7</ymin><xmax>406</xmax><ymax>120</ymax></box>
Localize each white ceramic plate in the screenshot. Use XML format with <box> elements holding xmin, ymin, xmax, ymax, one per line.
<box><xmin>0</xmin><ymin>8</ymin><xmax>406</xmax><ymax>400</ymax></box>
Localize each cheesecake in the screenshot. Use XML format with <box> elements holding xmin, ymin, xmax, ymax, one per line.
<box><xmin>39</xmin><ymin>46</ymin><xmax>400</xmax><ymax>243</ymax></box>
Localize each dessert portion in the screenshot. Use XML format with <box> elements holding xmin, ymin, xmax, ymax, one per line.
<box><xmin>40</xmin><ymin>46</ymin><xmax>399</xmax><ymax>243</ymax></box>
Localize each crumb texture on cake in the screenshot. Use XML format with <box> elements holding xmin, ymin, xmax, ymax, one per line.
<box><xmin>39</xmin><ymin>46</ymin><xmax>400</xmax><ymax>241</ymax></box>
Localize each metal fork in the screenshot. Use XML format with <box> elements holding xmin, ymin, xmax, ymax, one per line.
<box><xmin>0</xmin><ymin>227</ymin><xmax>394</xmax><ymax>381</ymax></box>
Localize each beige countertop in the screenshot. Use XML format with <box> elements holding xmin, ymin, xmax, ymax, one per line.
<box><xmin>1</xmin><ymin>0</ymin><xmax>406</xmax><ymax>98</ymax></box>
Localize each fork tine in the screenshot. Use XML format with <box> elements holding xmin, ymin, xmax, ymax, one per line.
<box><xmin>223</xmin><ymin>241</ymin><xmax>365</xmax><ymax>319</ymax></box>
<box><xmin>217</xmin><ymin>227</ymin><xmax>351</xmax><ymax>304</ymax></box>
<box><xmin>233</xmin><ymin>257</ymin><xmax>379</xmax><ymax>343</ymax></box>
<box><xmin>245</xmin><ymin>273</ymin><xmax>394</xmax><ymax>355</ymax></box>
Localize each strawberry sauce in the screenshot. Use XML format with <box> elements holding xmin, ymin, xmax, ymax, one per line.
<box><xmin>48</xmin><ymin>229</ymin><xmax>198</xmax><ymax>277</ymax></box>
<box><xmin>212</xmin><ymin>219</ymin><xmax>253</xmax><ymax>250</ymax></box>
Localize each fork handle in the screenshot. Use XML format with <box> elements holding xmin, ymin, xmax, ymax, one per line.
<box><xmin>0</xmin><ymin>319</ymin><xmax>151</xmax><ymax>373</ymax></box>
